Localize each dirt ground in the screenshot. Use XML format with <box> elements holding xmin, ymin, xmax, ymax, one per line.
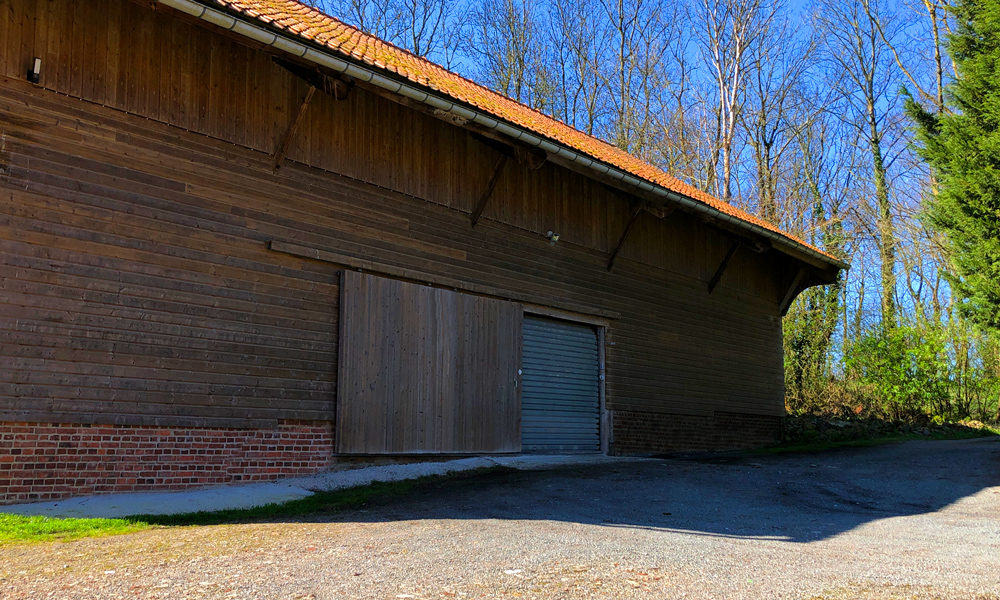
<box><xmin>1</xmin><ymin>437</ymin><xmax>998</xmax><ymax>599</ymax></box>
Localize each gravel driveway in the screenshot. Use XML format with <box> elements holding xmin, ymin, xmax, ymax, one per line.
<box><xmin>2</xmin><ymin>437</ymin><xmax>998</xmax><ymax>599</ymax></box>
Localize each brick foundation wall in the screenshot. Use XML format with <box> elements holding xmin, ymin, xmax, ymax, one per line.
<box><xmin>610</xmin><ymin>410</ymin><xmax>782</xmax><ymax>455</ymax></box>
<box><xmin>0</xmin><ymin>420</ymin><xmax>333</xmax><ymax>505</ymax></box>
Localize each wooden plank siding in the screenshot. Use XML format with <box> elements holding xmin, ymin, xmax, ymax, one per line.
<box><xmin>0</xmin><ymin>0</ymin><xmax>795</xmax><ymax>430</ymax></box>
<box><xmin>0</xmin><ymin>0</ymin><xmax>786</xmax><ymax>298</ymax></box>
<box><xmin>337</xmin><ymin>271</ymin><xmax>521</xmax><ymax>454</ymax></box>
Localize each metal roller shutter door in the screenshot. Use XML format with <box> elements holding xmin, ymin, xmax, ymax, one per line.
<box><xmin>521</xmin><ymin>316</ymin><xmax>601</xmax><ymax>454</ymax></box>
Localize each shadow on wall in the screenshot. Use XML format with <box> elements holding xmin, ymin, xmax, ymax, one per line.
<box><xmin>320</xmin><ymin>437</ymin><xmax>1000</xmax><ymax>544</ymax></box>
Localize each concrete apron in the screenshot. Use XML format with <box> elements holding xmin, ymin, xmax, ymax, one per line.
<box><xmin>0</xmin><ymin>455</ymin><xmax>647</xmax><ymax>519</ymax></box>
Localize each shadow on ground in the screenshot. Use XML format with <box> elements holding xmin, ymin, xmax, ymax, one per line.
<box><xmin>288</xmin><ymin>436</ymin><xmax>1000</xmax><ymax>544</ymax></box>
<box><xmin>121</xmin><ymin>437</ymin><xmax>1000</xmax><ymax>545</ymax></box>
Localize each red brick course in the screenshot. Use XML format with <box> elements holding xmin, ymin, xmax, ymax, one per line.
<box><xmin>0</xmin><ymin>413</ymin><xmax>780</xmax><ymax>504</ymax></box>
<box><xmin>0</xmin><ymin>420</ymin><xmax>333</xmax><ymax>505</ymax></box>
<box><xmin>610</xmin><ymin>410</ymin><xmax>781</xmax><ymax>455</ymax></box>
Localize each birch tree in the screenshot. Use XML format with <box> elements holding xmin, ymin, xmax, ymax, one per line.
<box><xmin>693</xmin><ymin>0</ymin><xmax>780</xmax><ymax>200</ymax></box>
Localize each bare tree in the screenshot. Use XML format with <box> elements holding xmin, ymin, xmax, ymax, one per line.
<box><xmin>469</xmin><ymin>0</ymin><xmax>555</xmax><ymax>110</ymax></box>
<box><xmin>816</xmin><ymin>0</ymin><xmax>901</xmax><ymax>328</ymax></box>
<box><xmin>548</xmin><ymin>0</ymin><xmax>609</xmax><ymax>133</ymax></box>
<box><xmin>399</xmin><ymin>0</ymin><xmax>464</xmax><ymax>62</ymax></box>
<box><xmin>327</xmin><ymin>0</ymin><xmax>466</xmax><ymax>66</ymax></box>
<box><xmin>599</xmin><ymin>0</ymin><xmax>675</xmax><ymax>157</ymax></box>
<box><xmin>876</xmin><ymin>0</ymin><xmax>952</xmax><ymax>112</ymax></box>
<box><xmin>742</xmin><ymin>10</ymin><xmax>817</xmax><ymax>224</ymax></box>
<box><xmin>327</xmin><ymin>0</ymin><xmax>400</xmax><ymax>39</ymax></box>
<box><xmin>656</xmin><ymin>90</ymin><xmax>720</xmax><ymax>192</ymax></box>
<box><xmin>783</xmin><ymin>109</ymin><xmax>855</xmax><ymax>403</ymax></box>
<box><xmin>650</xmin><ymin>25</ymin><xmax>725</xmax><ymax>193</ymax></box>
<box><xmin>693</xmin><ymin>0</ymin><xmax>780</xmax><ymax>201</ymax></box>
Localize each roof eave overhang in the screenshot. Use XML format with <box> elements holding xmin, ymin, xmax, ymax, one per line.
<box><xmin>155</xmin><ymin>0</ymin><xmax>849</xmax><ymax>274</ymax></box>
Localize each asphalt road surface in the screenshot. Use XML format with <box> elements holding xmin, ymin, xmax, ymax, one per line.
<box><xmin>2</xmin><ymin>437</ymin><xmax>999</xmax><ymax>599</ymax></box>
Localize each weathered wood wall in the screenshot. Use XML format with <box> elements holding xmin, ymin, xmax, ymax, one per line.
<box><xmin>0</xmin><ymin>0</ymin><xmax>790</xmax><ymax>300</ymax></box>
<box><xmin>337</xmin><ymin>271</ymin><xmax>521</xmax><ymax>454</ymax></box>
<box><xmin>0</xmin><ymin>85</ymin><xmax>342</xmax><ymax>426</ymax></box>
<box><xmin>0</xmin><ymin>0</ymin><xmax>794</xmax><ymax>430</ymax></box>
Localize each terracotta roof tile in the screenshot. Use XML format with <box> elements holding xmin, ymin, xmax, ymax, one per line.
<box><xmin>207</xmin><ymin>0</ymin><xmax>842</xmax><ymax>267</ymax></box>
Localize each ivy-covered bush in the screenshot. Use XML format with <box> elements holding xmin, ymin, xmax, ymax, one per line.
<box><xmin>843</xmin><ymin>325</ymin><xmax>951</xmax><ymax>420</ymax></box>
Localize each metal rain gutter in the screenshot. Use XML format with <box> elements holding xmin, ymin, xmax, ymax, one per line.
<box><xmin>156</xmin><ymin>0</ymin><xmax>848</xmax><ymax>271</ymax></box>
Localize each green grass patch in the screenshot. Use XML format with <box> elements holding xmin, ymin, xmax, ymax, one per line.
<box><xmin>0</xmin><ymin>466</ymin><xmax>514</xmax><ymax>544</ymax></box>
<box><xmin>0</xmin><ymin>514</ymin><xmax>149</xmax><ymax>545</ymax></box>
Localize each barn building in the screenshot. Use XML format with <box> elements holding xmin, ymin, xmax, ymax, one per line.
<box><xmin>0</xmin><ymin>0</ymin><xmax>845</xmax><ymax>504</ymax></box>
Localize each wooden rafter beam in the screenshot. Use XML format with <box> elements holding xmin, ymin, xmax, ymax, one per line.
<box><xmin>514</xmin><ymin>146</ymin><xmax>547</xmax><ymax>170</ymax></box>
<box><xmin>779</xmin><ymin>267</ymin><xmax>808</xmax><ymax>316</ymax></box>
<box><xmin>273</xmin><ymin>58</ymin><xmax>353</xmax><ymax>100</ymax></box>
<box><xmin>602</xmin><ymin>183</ymin><xmax>675</xmax><ymax>272</ymax></box>
<box><xmin>471</xmin><ymin>132</ymin><xmax>515</xmax><ymax>159</ymax></box>
<box><xmin>708</xmin><ymin>241</ymin><xmax>741</xmax><ymax>294</ymax></box>
<box><xmin>470</xmin><ymin>132</ymin><xmax>546</xmax><ymax>170</ymax></box>
<box><xmin>470</xmin><ymin>155</ymin><xmax>509</xmax><ymax>228</ymax></box>
<box><xmin>600</xmin><ymin>183</ymin><xmax>674</xmax><ymax>219</ymax></box>
<box><xmin>272</xmin><ymin>85</ymin><xmax>316</xmax><ymax>171</ymax></box>
<box><xmin>645</xmin><ymin>204</ymin><xmax>676</xmax><ymax>219</ymax></box>
<box><xmin>607</xmin><ymin>203</ymin><xmax>643</xmax><ymax>272</ymax></box>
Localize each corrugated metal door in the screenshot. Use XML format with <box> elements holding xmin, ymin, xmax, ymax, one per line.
<box><xmin>521</xmin><ymin>316</ymin><xmax>601</xmax><ymax>454</ymax></box>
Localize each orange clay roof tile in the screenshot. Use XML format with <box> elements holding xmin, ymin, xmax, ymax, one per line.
<box><xmin>207</xmin><ymin>0</ymin><xmax>841</xmax><ymax>267</ymax></box>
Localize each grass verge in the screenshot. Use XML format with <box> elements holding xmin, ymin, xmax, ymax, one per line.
<box><xmin>0</xmin><ymin>466</ymin><xmax>512</xmax><ymax>544</ymax></box>
<box><xmin>0</xmin><ymin>514</ymin><xmax>149</xmax><ymax>544</ymax></box>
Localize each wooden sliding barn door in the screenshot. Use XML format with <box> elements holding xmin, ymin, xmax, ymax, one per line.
<box><xmin>336</xmin><ymin>271</ymin><xmax>522</xmax><ymax>454</ymax></box>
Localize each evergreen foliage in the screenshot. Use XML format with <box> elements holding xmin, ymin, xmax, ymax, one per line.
<box><xmin>907</xmin><ymin>0</ymin><xmax>1000</xmax><ymax>330</ymax></box>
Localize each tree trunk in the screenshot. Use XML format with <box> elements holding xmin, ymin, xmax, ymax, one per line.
<box><xmin>755</xmin><ymin>131</ymin><xmax>776</xmax><ymax>223</ymax></box>
<box><xmin>869</xmin><ymin>109</ymin><xmax>896</xmax><ymax>328</ymax></box>
<box><xmin>722</xmin><ymin>143</ymin><xmax>734</xmax><ymax>200</ymax></box>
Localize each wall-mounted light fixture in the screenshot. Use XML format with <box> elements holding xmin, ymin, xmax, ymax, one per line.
<box><xmin>545</xmin><ymin>231</ymin><xmax>560</xmax><ymax>245</ymax></box>
<box><xmin>28</xmin><ymin>57</ymin><xmax>41</xmax><ymax>84</ymax></box>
